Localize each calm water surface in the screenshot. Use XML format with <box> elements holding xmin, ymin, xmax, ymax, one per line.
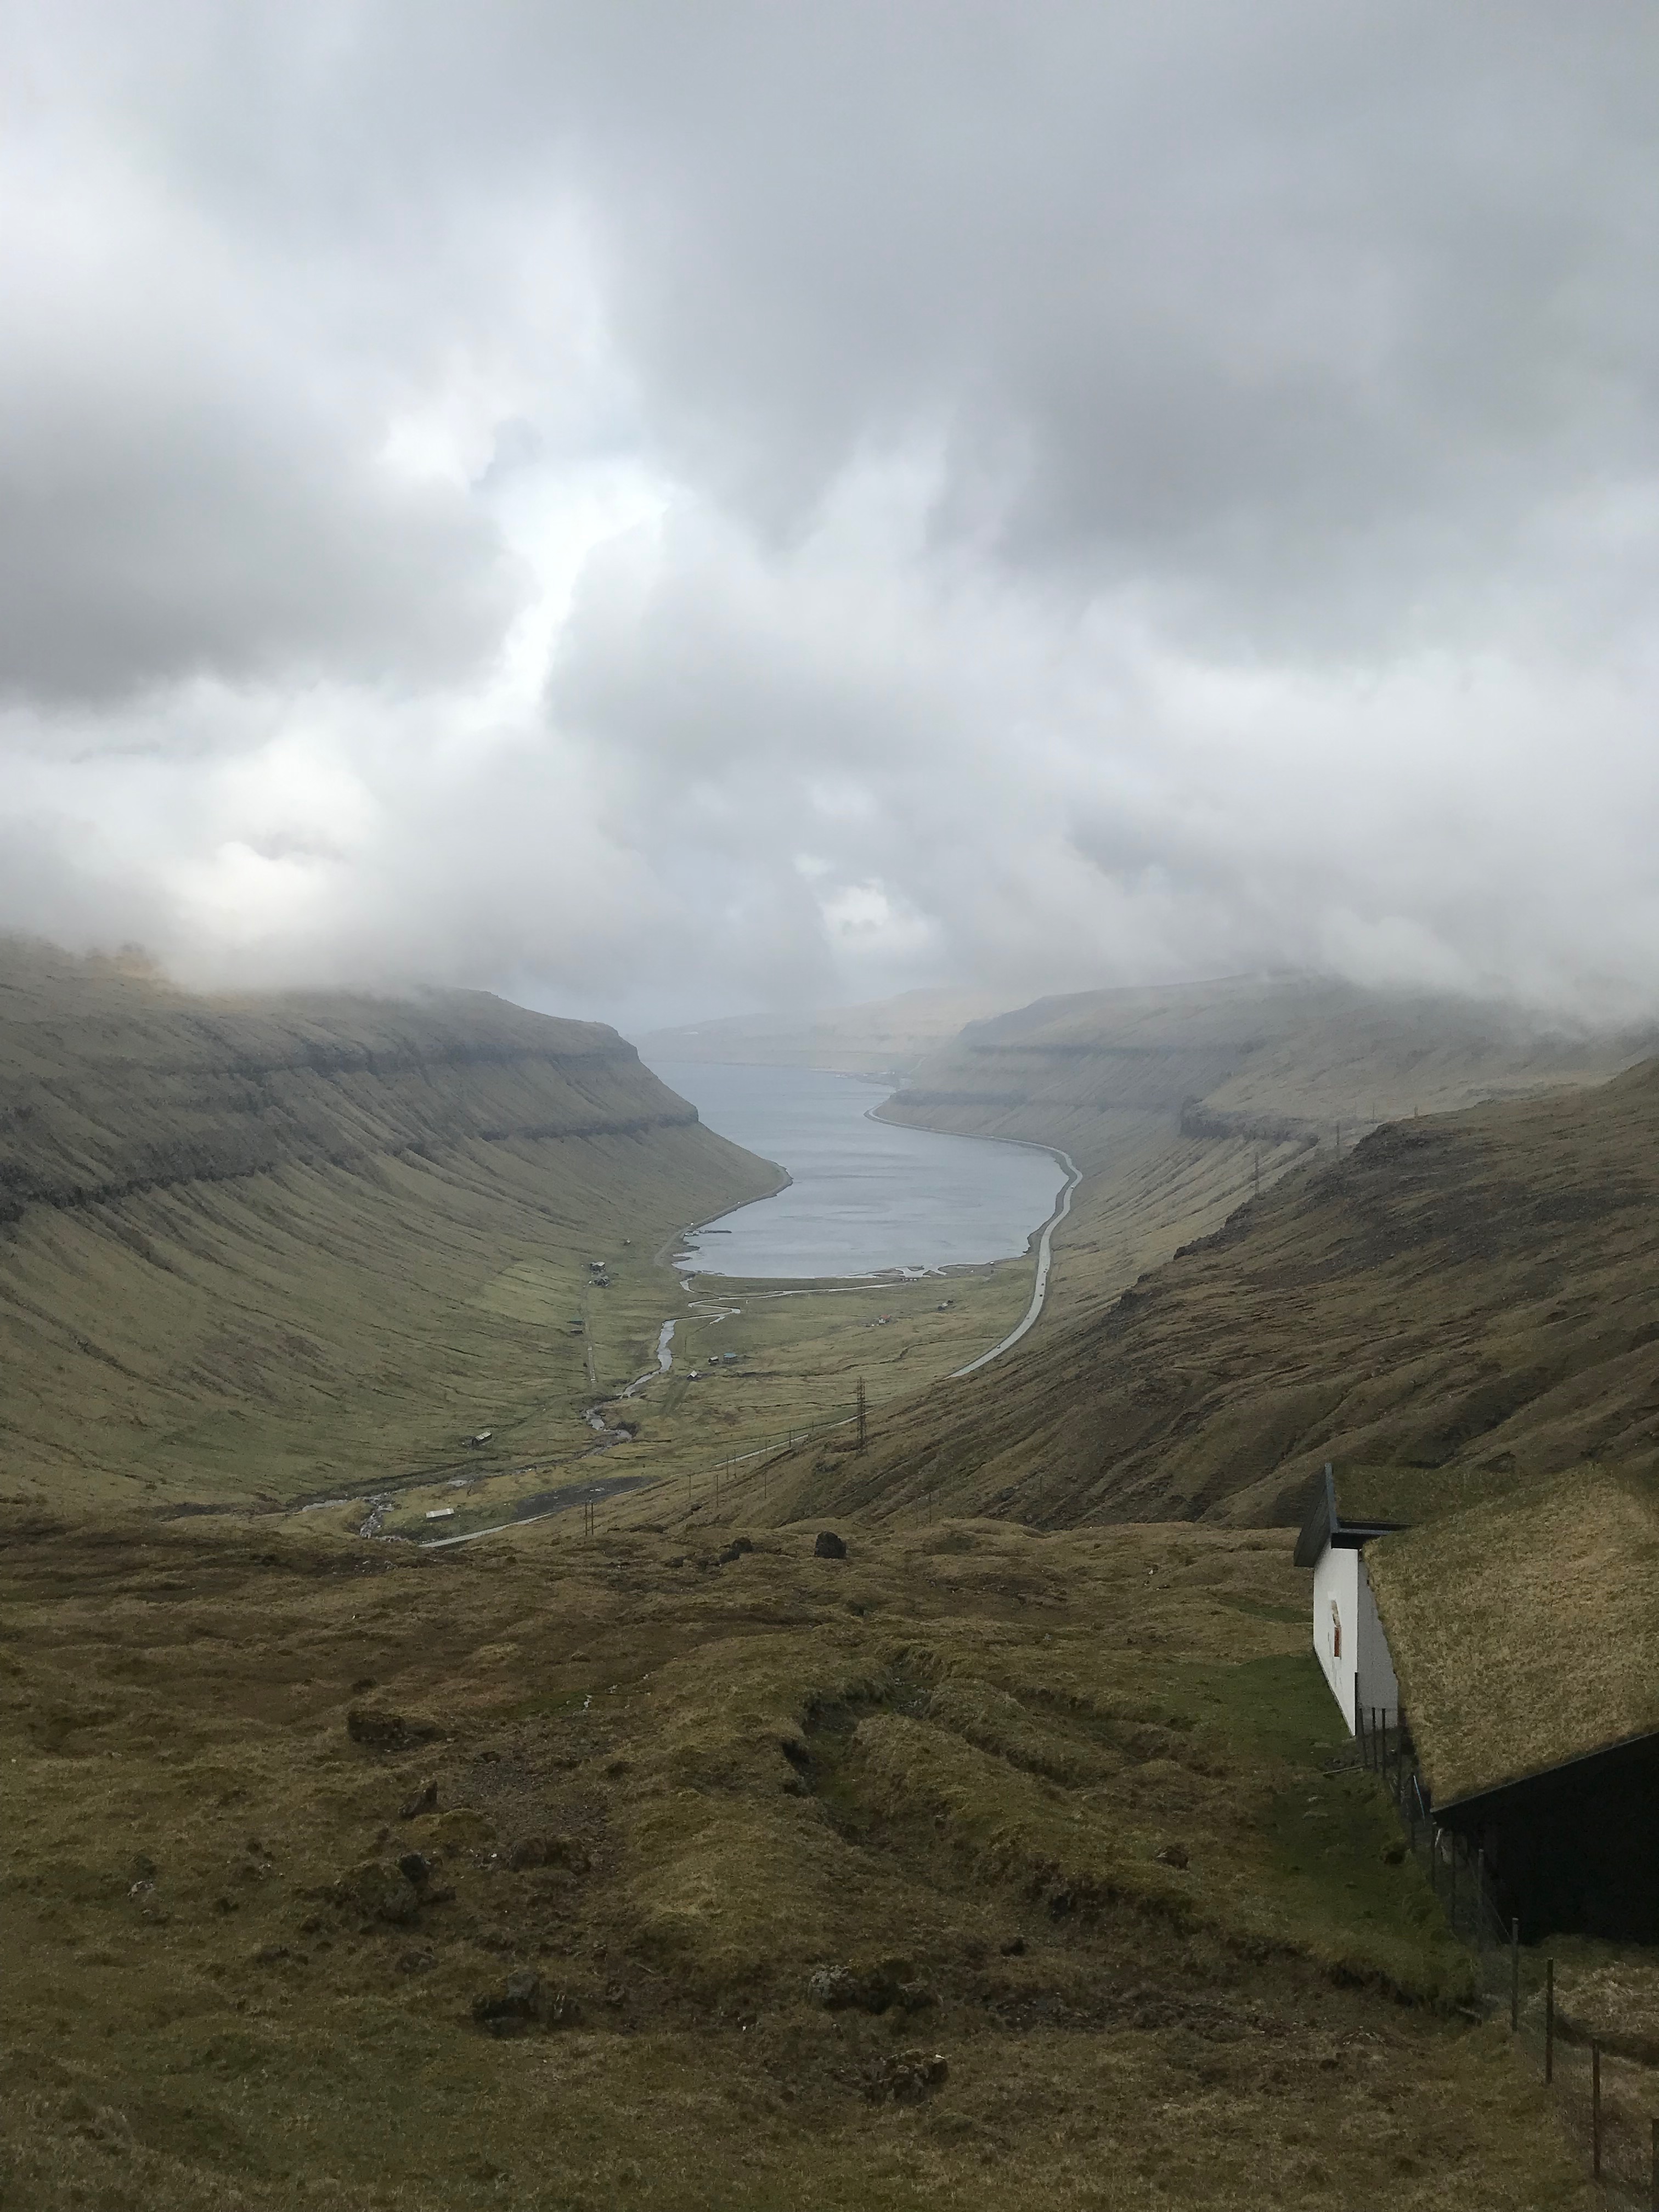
<box><xmin>652</xmin><ymin>1061</ymin><xmax>1065</xmax><ymax>1279</ymax></box>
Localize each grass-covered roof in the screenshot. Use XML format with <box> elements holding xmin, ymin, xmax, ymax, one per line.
<box><xmin>1331</xmin><ymin>1463</ymin><xmax>1520</xmax><ymax>1531</ymax></box>
<box><xmin>1366</xmin><ymin>1465</ymin><xmax>1659</xmax><ymax>1805</ymax></box>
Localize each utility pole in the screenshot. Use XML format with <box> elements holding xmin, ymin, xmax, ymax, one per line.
<box><xmin>856</xmin><ymin>1377</ymin><xmax>867</xmax><ymax>1455</ymax></box>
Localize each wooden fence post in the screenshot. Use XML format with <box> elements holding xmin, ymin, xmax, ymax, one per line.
<box><xmin>1592</xmin><ymin>2042</ymin><xmax>1601</xmax><ymax>2180</ymax></box>
<box><xmin>1545</xmin><ymin>1959</ymin><xmax>1554</xmax><ymax>2083</ymax></box>
<box><xmin>1510</xmin><ymin>1918</ymin><xmax>1520</xmax><ymax>2031</ymax></box>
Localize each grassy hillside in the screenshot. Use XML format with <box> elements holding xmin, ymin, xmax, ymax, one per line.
<box><xmin>741</xmin><ymin>1053</ymin><xmax>1659</xmax><ymax>1533</ymax></box>
<box><xmin>0</xmin><ymin>1506</ymin><xmax>1594</xmax><ymax>2212</ymax></box>
<box><xmin>0</xmin><ymin>941</ymin><xmax>777</xmax><ymax>1505</ymax></box>
<box><xmin>883</xmin><ymin>975</ymin><xmax>1646</xmax><ymax>1169</ymax></box>
<box><xmin>836</xmin><ymin>975</ymin><xmax>1650</xmax><ymax>1376</ymax></box>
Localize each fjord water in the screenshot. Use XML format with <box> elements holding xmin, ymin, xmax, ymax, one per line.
<box><xmin>652</xmin><ymin>1060</ymin><xmax>1066</xmax><ymax>1278</ymax></box>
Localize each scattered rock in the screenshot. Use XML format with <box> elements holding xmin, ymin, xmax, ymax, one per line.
<box><xmin>1380</xmin><ymin>1840</ymin><xmax>1406</xmax><ymax>1866</ymax></box>
<box><xmin>397</xmin><ymin>1852</ymin><xmax>432</xmax><ymax>1889</ymax></box>
<box><xmin>807</xmin><ymin>1961</ymin><xmax>930</xmax><ymax>2015</ymax></box>
<box><xmin>862</xmin><ymin>2050</ymin><xmax>949</xmax><ymax>2104</ymax></box>
<box><xmin>814</xmin><ymin>1531</ymin><xmax>848</xmax><ymax>1560</ymax></box>
<box><xmin>808</xmin><ymin>1965</ymin><xmax>858</xmax><ymax>2008</ymax></box>
<box><xmin>999</xmin><ymin>1936</ymin><xmax>1026</xmax><ymax>1957</ymax></box>
<box><xmin>329</xmin><ymin>1860</ymin><xmax>422</xmax><ymax>1926</ymax></box>
<box><xmin>398</xmin><ymin>1949</ymin><xmax>437</xmax><ymax>1976</ymax></box>
<box><xmin>426</xmin><ymin>1808</ymin><xmax>493</xmax><ymax>1852</ymax></box>
<box><xmin>399</xmin><ymin>1778</ymin><xmax>438</xmax><ymax>1820</ymax></box>
<box><xmin>252</xmin><ymin>1944</ymin><xmax>294</xmax><ymax>1966</ymax></box>
<box><xmin>129</xmin><ymin>1853</ymin><xmax>157</xmax><ymax>1884</ymax></box>
<box><xmin>471</xmin><ymin>1971</ymin><xmax>579</xmax><ymax>2037</ymax></box>
<box><xmin>1155</xmin><ymin>1842</ymin><xmax>1190</xmax><ymax>1869</ymax></box>
<box><xmin>717</xmin><ymin>1537</ymin><xmax>754</xmax><ymax>1565</ymax></box>
<box><xmin>506</xmin><ymin>1832</ymin><xmax>589</xmax><ymax>1874</ymax></box>
<box><xmin>347</xmin><ymin>1706</ymin><xmax>439</xmax><ymax>1753</ymax></box>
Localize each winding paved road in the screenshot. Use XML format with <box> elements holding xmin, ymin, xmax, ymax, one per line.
<box><xmin>412</xmin><ymin>1122</ymin><xmax>1080</xmax><ymax>1548</ymax></box>
<box><xmin>947</xmin><ymin>1140</ymin><xmax>1080</xmax><ymax>1377</ymax></box>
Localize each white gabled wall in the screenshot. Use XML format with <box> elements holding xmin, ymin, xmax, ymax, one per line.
<box><xmin>1313</xmin><ymin>1539</ymin><xmax>1358</xmax><ymax>1725</ymax></box>
<box><xmin>1311</xmin><ymin>1539</ymin><xmax>1400</xmax><ymax>1733</ymax></box>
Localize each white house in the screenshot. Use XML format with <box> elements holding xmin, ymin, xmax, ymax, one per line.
<box><xmin>1294</xmin><ymin>1464</ymin><xmax>1403</xmax><ymax>1733</ymax></box>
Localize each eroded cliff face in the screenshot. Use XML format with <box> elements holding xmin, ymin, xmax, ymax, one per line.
<box><xmin>0</xmin><ymin>941</ymin><xmax>772</xmax><ymax>1504</ymax></box>
<box><xmin>0</xmin><ymin>944</ymin><xmax>697</xmax><ymax>1220</ymax></box>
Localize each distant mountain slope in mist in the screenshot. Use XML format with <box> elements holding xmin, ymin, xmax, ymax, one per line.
<box><xmin>881</xmin><ymin>973</ymin><xmax>1651</xmax><ymax>1170</ymax></box>
<box><xmin>636</xmin><ymin>986</ymin><xmax>1020</xmax><ymax>1080</ymax></box>
<box><xmin>0</xmin><ymin>940</ymin><xmax>774</xmax><ymax>1503</ymax></box>
<box><xmin>868</xmin><ymin>973</ymin><xmax>1656</xmax><ymax>1357</ymax></box>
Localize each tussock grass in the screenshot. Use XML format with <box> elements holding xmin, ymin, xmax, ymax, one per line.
<box><xmin>0</xmin><ymin>1511</ymin><xmax>1590</xmax><ymax>2210</ymax></box>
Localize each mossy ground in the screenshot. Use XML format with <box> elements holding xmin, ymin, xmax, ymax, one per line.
<box><xmin>0</xmin><ymin>1513</ymin><xmax>1592</xmax><ymax>2211</ymax></box>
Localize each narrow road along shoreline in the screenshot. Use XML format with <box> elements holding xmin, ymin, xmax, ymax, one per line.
<box><xmin>416</xmin><ymin>1114</ymin><xmax>1079</xmax><ymax>1548</ymax></box>
<box><xmin>945</xmin><ymin>1139</ymin><xmax>1080</xmax><ymax>1376</ymax></box>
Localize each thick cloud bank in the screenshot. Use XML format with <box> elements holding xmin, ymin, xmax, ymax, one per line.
<box><xmin>4</xmin><ymin>2</ymin><xmax>1658</xmax><ymax>1022</ymax></box>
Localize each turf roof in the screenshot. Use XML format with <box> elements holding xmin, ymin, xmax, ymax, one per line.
<box><xmin>1365</xmin><ymin>1465</ymin><xmax>1659</xmax><ymax>1806</ymax></box>
<box><xmin>1331</xmin><ymin>1463</ymin><xmax>1521</xmax><ymax>1530</ymax></box>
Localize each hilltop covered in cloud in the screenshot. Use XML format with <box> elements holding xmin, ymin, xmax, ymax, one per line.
<box><xmin>3</xmin><ymin>2</ymin><xmax>1658</xmax><ymax>1025</ymax></box>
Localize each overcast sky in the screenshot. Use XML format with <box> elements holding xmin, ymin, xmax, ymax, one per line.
<box><xmin>4</xmin><ymin>2</ymin><xmax>1659</xmax><ymax>1029</ymax></box>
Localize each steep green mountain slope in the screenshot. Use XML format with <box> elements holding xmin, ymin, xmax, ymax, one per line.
<box><xmin>752</xmin><ymin>1054</ymin><xmax>1659</xmax><ymax>1532</ymax></box>
<box><xmin>0</xmin><ymin>941</ymin><xmax>775</xmax><ymax>1505</ymax></box>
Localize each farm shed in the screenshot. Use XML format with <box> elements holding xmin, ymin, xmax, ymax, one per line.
<box><xmin>1366</xmin><ymin>1465</ymin><xmax>1659</xmax><ymax>1943</ymax></box>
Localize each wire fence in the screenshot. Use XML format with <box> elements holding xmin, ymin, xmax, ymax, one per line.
<box><xmin>1355</xmin><ymin>1704</ymin><xmax>1659</xmax><ymax>2205</ymax></box>
<box><xmin>679</xmin><ymin>1401</ymin><xmax>861</xmax><ymax>1517</ymax></box>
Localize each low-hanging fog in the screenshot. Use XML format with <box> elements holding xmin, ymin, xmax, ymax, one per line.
<box><xmin>4</xmin><ymin>2</ymin><xmax>1659</xmax><ymax>1028</ymax></box>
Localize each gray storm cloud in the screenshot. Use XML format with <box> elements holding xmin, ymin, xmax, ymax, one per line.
<box><xmin>2</xmin><ymin>0</ymin><xmax>1658</xmax><ymax>1024</ymax></box>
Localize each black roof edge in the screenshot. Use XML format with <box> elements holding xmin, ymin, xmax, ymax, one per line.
<box><xmin>1293</xmin><ymin>1464</ymin><xmax>1336</xmax><ymax>1569</ymax></box>
<box><xmin>1330</xmin><ymin>1519</ymin><xmax>1410</xmax><ymax>1547</ymax></box>
<box><xmin>1435</xmin><ymin>1725</ymin><xmax>1659</xmax><ymax>1826</ymax></box>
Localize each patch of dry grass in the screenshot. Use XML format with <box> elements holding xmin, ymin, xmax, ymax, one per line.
<box><xmin>0</xmin><ymin>1513</ymin><xmax>1595</xmax><ymax>2210</ymax></box>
